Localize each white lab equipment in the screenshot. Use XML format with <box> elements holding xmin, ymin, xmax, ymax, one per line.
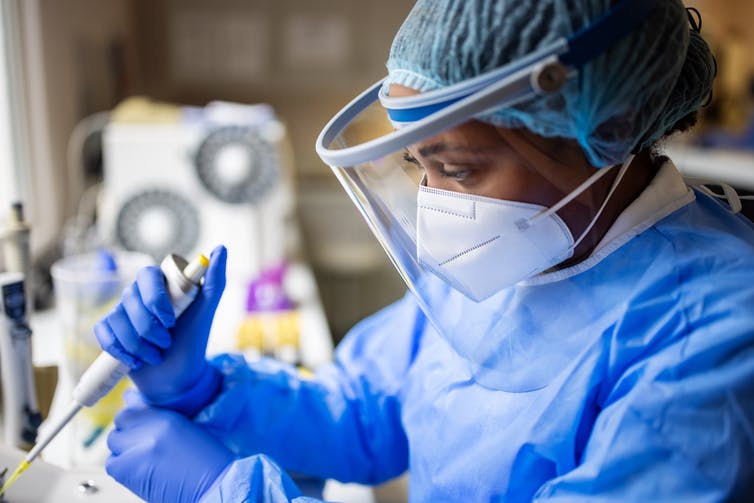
<box><xmin>97</xmin><ymin>98</ymin><xmax>298</xmax><ymax>355</ymax></box>
<box><xmin>0</xmin><ymin>203</ymin><xmax>32</xmax><ymax>314</ymax></box>
<box><xmin>0</xmin><ymin>443</ymin><xmax>141</xmax><ymax>502</ymax></box>
<box><xmin>7</xmin><ymin>253</ymin><xmax>207</xmax><ymax>494</ymax></box>
<box><xmin>98</xmin><ymin>99</ymin><xmax>293</xmax><ymax>284</ymax></box>
<box><xmin>32</xmin><ymin>253</ymin><xmax>207</xmax><ymax>472</ymax></box>
<box><xmin>0</xmin><ymin>273</ymin><xmax>40</xmax><ymax>450</ymax></box>
<box><xmin>49</xmin><ymin>250</ymin><xmax>151</xmax><ymax>467</ymax></box>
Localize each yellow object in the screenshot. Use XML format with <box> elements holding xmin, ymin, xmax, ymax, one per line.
<box><xmin>236</xmin><ymin>310</ymin><xmax>300</xmax><ymax>355</ymax></box>
<box><xmin>276</xmin><ymin>311</ymin><xmax>300</xmax><ymax>348</ymax></box>
<box><xmin>0</xmin><ymin>459</ymin><xmax>31</xmax><ymax>497</ymax></box>
<box><xmin>110</xmin><ymin>96</ymin><xmax>182</xmax><ymax>124</ymax></box>
<box><xmin>81</xmin><ymin>377</ymin><xmax>129</xmax><ymax>427</ymax></box>
<box><xmin>63</xmin><ymin>336</ymin><xmax>130</xmax><ymax>447</ymax></box>
<box><xmin>236</xmin><ymin>310</ymin><xmax>301</xmax><ymax>364</ymax></box>
<box><xmin>297</xmin><ymin>366</ymin><xmax>315</xmax><ymax>380</ymax></box>
<box><xmin>198</xmin><ymin>254</ymin><xmax>209</xmax><ymax>268</ymax></box>
<box><xmin>237</xmin><ymin>317</ymin><xmax>265</xmax><ymax>352</ymax></box>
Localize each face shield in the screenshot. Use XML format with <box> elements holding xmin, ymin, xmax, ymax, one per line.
<box><xmin>316</xmin><ymin>0</ymin><xmax>658</xmax><ymax>391</ymax></box>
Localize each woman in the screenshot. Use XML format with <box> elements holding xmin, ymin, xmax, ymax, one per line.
<box><xmin>97</xmin><ymin>0</ymin><xmax>754</xmax><ymax>501</ymax></box>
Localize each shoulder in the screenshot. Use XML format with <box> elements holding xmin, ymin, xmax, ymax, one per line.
<box><xmin>337</xmin><ymin>291</ymin><xmax>426</xmax><ymax>354</ymax></box>
<box><xmin>332</xmin><ymin>291</ymin><xmax>429</xmax><ymax>390</ymax></box>
<box><xmin>652</xmin><ymin>193</ymin><xmax>754</xmax><ymax>324</ymax></box>
<box><xmin>653</xmin><ymin>188</ymin><xmax>754</xmax><ymax>261</ymax></box>
<box><xmin>593</xmin><ymin>203</ymin><xmax>754</xmax><ymax>494</ymax></box>
<box><xmin>598</xmin><ymin>196</ymin><xmax>754</xmax><ymax>394</ymax></box>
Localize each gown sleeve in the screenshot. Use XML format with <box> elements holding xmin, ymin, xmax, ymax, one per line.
<box><xmin>534</xmin><ymin>263</ymin><xmax>754</xmax><ymax>502</ymax></box>
<box><xmin>198</xmin><ymin>454</ymin><xmax>325</xmax><ymax>503</ymax></box>
<box><xmin>193</xmin><ymin>291</ymin><xmax>424</xmax><ymax>484</ymax></box>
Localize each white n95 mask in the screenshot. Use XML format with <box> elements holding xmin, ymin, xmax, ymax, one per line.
<box><xmin>416</xmin><ymin>187</ymin><xmax>573</xmax><ymax>302</ymax></box>
<box><xmin>416</xmin><ymin>156</ymin><xmax>633</xmax><ymax>302</ymax></box>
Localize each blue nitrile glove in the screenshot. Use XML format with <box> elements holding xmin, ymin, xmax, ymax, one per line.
<box><xmin>106</xmin><ymin>390</ymin><xmax>235</xmax><ymax>503</ymax></box>
<box><xmin>94</xmin><ymin>245</ymin><xmax>227</xmax><ymax>415</ymax></box>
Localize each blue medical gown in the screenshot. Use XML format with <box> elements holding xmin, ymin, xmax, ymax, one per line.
<box><xmin>196</xmin><ymin>191</ymin><xmax>754</xmax><ymax>502</ymax></box>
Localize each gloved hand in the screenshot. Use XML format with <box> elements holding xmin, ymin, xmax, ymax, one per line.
<box><xmin>94</xmin><ymin>245</ymin><xmax>227</xmax><ymax>415</ymax></box>
<box><xmin>106</xmin><ymin>391</ymin><xmax>235</xmax><ymax>503</ymax></box>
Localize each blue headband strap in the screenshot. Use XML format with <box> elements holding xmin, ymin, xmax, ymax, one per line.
<box><xmin>563</xmin><ymin>0</ymin><xmax>659</xmax><ymax>68</ymax></box>
<box><xmin>383</xmin><ymin>0</ymin><xmax>659</xmax><ymax>125</ymax></box>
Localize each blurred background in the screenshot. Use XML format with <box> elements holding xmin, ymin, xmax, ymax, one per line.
<box><xmin>0</xmin><ymin>1</ymin><xmax>415</xmax><ymax>500</ymax></box>
<box><xmin>0</xmin><ymin>0</ymin><xmax>413</xmax><ymax>344</ymax></box>
<box><xmin>0</xmin><ymin>0</ymin><xmax>752</xmax><ymax>501</ymax></box>
<box><xmin>1</xmin><ymin>0</ymin><xmax>753</xmax><ymax>342</ymax></box>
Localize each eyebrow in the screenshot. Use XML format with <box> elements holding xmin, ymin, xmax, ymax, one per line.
<box><xmin>417</xmin><ymin>142</ymin><xmax>494</xmax><ymax>157</ymax></box>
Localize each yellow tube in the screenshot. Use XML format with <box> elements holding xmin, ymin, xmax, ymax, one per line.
<box><xmin>0</xmin><ymin>459</ymin><xmax>31</xmax><ymax>497</ymax></box>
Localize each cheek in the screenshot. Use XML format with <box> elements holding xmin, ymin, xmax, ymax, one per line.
<box><xmin>476</xmin><ymin>163</ymin><xmax>566</xmax><ymax>208</ymax></box>
<box><xmin>423</xmin><ymin>172</ymin><xmax>456</xmax><ymax>192</ymax></box>
<box><xmin>424</xmin><ymin>162</ymin><xmax>565</xmax><ymax>208</ymax></box>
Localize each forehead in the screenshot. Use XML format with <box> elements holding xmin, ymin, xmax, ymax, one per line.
<box><xmin>387</xmin><ymin>84</ymin><xmax>588</xmax><ymax>169</ymax></box>
<box><xmin>388</xmin><ymin>83</ymin><xmax>422</xmax><ymax>98</ymax></box>
<box><xmin>408</xmin><ymin>121</ymin><xmax>511</xmax><ymax>157</ymax></box>
<box><xmin>387</xmin><ymin>84</ymin><xmax>509</xmax><ymax>151</ymax></box>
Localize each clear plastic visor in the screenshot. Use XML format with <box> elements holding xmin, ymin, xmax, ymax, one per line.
<box><xmin>315</xmin><ymin>0</ymin><xmax>666</xmax><ymax>391</ymax></box>
<box><xmin>323</xmin><ymin>96</ymin><xmax>424</xmax><ymax>288</ymax></box>
<box><xmin>320</xmin><ymin>92</ymin><xmax>607</xmax><ymax>392</ymax></box>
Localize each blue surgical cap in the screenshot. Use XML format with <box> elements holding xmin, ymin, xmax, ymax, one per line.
<box><xmin>386</xmin><ymin>0</ymin><xmax>716</xmax><ymax>167</ymax></box>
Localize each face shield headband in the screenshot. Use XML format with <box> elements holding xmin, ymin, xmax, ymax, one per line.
<box><xmin>315</xmin><ymin>0</ymin><xmax>659</xmax><ymax>392</ymax></box>
<box><xmin>317</xmin><ymin>0</ymin><xmax>659</xmax><ymax>168</ymax></box>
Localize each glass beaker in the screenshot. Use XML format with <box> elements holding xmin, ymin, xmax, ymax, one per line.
<box><xmin>50</xmin><ymin>250</ymin><xmax>152</xmax><ymax>467</ymax></box>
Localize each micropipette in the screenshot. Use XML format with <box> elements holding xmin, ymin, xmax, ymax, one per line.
<box><xmin>0</xmin><ymin>252</ymin><xmax>210</xmax><ymax>497</ymax></box>
<box><xmin>1</xmin><ymin>202</ymin><xmax>32</xmax><ymax>315</ymax></box>
<box><xmin>0</xmin><ymin>273</ymin><xmax>42</xmax><ymax>449</ymax></box>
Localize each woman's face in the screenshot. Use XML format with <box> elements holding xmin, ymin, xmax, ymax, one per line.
<box><xmin>404</xmin><ymin>119</ymin><xmax>579</xmax><ymax>206</ymax></box>
<box><xmin>392</xmin><ymin>84</ymin><xmax>606</xmax><ymax>240</ymax></box>
<box><xmin>390</xmin><ymin>85</ymin><xmax>636</xmax><ymax>262</ymax></box>
<box><xmin>390</xmin><ymin>85</ymin><xmax>596</xmax><ymax>206</ymax></box>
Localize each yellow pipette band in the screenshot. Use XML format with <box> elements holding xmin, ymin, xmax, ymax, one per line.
<box><xmin>198</xmin><ymin>254</ymin><xmax>209</xmax><ymax>268</ymax></box>
<box><xmin>0</xmin><ymin>459</ymin><xmax>31</xmax><ymax>497</ymax></box>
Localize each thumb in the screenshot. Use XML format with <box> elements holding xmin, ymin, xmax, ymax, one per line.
<box><xmin>172</xmin><ymin>245</ymin><xmax>226</xmax><ymax>328</ymax></box>
<box><xmin>199</xmin><ymin>245</ymin><xmax>227</xmax><ymax>307</ymax></box>
<box><xmin>122</xmin><ymin>389</ymin><xmax>149</xmax><ymax>409</ymax></box>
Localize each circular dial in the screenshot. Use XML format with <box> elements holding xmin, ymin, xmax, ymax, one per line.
<box><xmin>116</xmin><ymin>189</ymin><xmax>199</xmax><ymax>260</ymax></box>
<box><xmin>195</xmin><ymin>126</ymin><xmax>280</xmax><ymax>204</ymax></box>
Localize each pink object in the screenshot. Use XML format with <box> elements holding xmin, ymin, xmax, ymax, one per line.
<box><xmin>246</xmin><ymin>263</ymin><xmax>294</xmax><ymax>312</ymax></box>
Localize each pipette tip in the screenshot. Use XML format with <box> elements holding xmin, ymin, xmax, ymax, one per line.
<box><xmin>0</xmin><ymin>460</ymin><xmax>30</xmax><ymax>497</ymax></box>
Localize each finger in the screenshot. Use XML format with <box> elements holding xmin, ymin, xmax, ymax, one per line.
<box><xmin>135</xmin><ymin>266</ymin><xmax>176</xmax><ymax>327</ymax></box>
<box><xmin>202</xmin><ymin>245</ymin><xmax>227</xmax><ymax>305</ymax></box>
<box><xmin>106</xmin><ymin>444</ymin><xmax>152</xmax><ymax>487</ymax></box>
<box><xmin>107</xmin><ymin>428</ymin><xmax>131</xmax><ymax>456</ymax></box>
<box><xmin>122</xmin><ymin>284</ymin><xmax>172</xmax><ymax>349</ymax></box>
<box><xmin>105</xmin><ymin>452</ymin><xmax>122</xmax><ymax>479</ymax></box>
<box><xmin>112</xmin><ymin>402</ymin><xmax>152</xmax><ymax>430</ymax></box>
<box><xmin>123</xmin><ymin>389</ymin><xmax>148</xmax><ymax>408</ymax></box>
<box><xmin>105</xmin><ymin>306</ymin><xmax>163</xmax><ymax>366</ymax></box>
<box><xmin>104</xmin><ymin>453</ymin><xmax>129</xmax><ymax>484</ymax></box>
<box><xmin>110</xmin><ymin>410</ymin><xmax>154</xmax><ymax>458</ymax></box>
<box><xmin>93</xmin><ymin>319</ymin><xmax>140</xmax><ymax>370</ymax></box>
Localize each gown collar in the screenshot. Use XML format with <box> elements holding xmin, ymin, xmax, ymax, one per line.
<box><xmin>523</xmin><ymin>160</ymin><xmax>695</xmax><ymax>285</ymax></box>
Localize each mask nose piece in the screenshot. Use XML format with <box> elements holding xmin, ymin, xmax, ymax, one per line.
<box><xmin>515</xmin><ymin>218</ymin><xmax>531</xmax><ymax>231</ymax></box>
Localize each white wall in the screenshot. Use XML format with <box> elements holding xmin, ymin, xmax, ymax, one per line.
<box><xmin>17</xmin><ymin>0</ymin><xmax>136</xmax><ymax>256</ymax></box>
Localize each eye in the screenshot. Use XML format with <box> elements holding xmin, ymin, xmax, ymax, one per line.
<box><xmin>403</xmin><ymin>151</ymin><xmax>420</xmax><ymax>166</ymax></box>
<box><xmin>439</xmin><ymin>166</ymin><xmax>473</xmax><ymax>182</ymax></box>
<box><xmin>404</xmin><ymin>149</ymin><xmax>478</xmax><ymax>185</ymax></box>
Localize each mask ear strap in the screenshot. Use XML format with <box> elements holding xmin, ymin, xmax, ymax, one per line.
<box><xmin>570</xmin><ymin>155</ymin><xmax>633</xmax><ymax>249</ymax></box>
<box><xmin>522</xmin><ymin>155</ymin><xmax>635</xmax><ymax>250</ymax></box>
<box><xmin>683</xmin><ymin>177</ymin><xmax>754</xmax><ymax>214</ymax></box>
